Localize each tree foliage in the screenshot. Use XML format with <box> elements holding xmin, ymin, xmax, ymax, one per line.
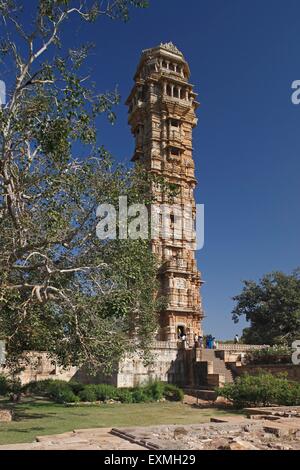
<box><xmin>232</xmin><ymin>270</ymin><xmax>300</xmax><ymax>346</ymax></box>
<box><xmin>0</xmin><ymin>0</ymin><xmax>161</xmax><ymax>373</ymax></box>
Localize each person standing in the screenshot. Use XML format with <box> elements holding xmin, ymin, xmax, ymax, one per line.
<box><xmin>234</xmin><ymin>334</ymin><xmax>239</xmax><ymax>344</ymax></box>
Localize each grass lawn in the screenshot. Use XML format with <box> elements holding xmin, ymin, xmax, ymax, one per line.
<box><xmin>0</xmin><ymin>399</ymin><xmax>245</xmax><ymax>445</ymax></box>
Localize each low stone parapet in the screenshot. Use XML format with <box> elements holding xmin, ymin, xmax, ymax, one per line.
<box><xmin>217</xmin><ymin>344</ymin><xmax>269</xmax><ymax>352</ymax></box>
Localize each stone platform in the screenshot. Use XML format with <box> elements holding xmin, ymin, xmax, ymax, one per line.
<box><xmin>0</xmin><ymin>428</ymin><xmax>145</xmax><ymax>451</ymax></box>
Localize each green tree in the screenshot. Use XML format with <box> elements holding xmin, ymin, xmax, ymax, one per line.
<box><xmin>0</xmin><ymin>0</ymin><xmax>162</xmax><ymax>374</ymax></box>
<box><xmin>232</xmin><ymin>270</ymin><xmax>300</xmax><ymax>345</ymax></box>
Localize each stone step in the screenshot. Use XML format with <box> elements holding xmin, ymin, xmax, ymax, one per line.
<box><xmin>196</xmin><ymin>349</ymin><xmax>235</xmax><ymax>385</ymax></box>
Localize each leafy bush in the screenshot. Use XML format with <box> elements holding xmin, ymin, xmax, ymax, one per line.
<box><xmin>93</xmin><ymin>384</ymin><xmax>117</xmax><ymax>401</ymax></box>
<box><xmin>17</xmin><ymin>377</ymin><xmax>185</xmax><ymax>405</ymax></box>
<box><xmin>78</xmin><ymin>385</ymin><xmax>97</xmax><ymax>402</ymax></box>
<box><xmin>144</xmin><ymin>381</ymin><xmax>164</xmax><ymax>401</ymax></box>
<box><xmin>115</xmin><ymin>389</ymin><xmax>133</xmax><ymax>403</ymax></box>
<box><xmin>0</xmin><ymin>374</ymin><xmax>10</xmax><ymax>396</ymax></box>
<box><xmin>23</xmin><ymin>379</ymin><xmax>54</xmax><ymax>396</ymax></box>
<box><xmin>55</xmin><ymin>388</ymin><xmax>79</xmax><ymax>404</ymax></box>
<box><xmin>163</xmin><ymin>384</ymin><xmax>184</xmax><ymax>402</ymax></box>
<box><xmin>69</xmin><ymin>381</ymin><xmax>85</xmax><ymax>395</ymax></box>
<box><xmin>217</xmin><ymin>372</ymin><xmax>300</xmax><ymax>408</ymax></box>
<box><xmin>47</xmin><ymin>380</ymin><xmax>77</xmax><ymax>403</ymax></box>
<box><xmin>246</xmin><ymin>346</ymin><xmax>292</xmax><ymax>365</ymax></box>
<box><xmin>131</xmin><ymin>388</ymin><xmax>152</xmax><ymax>403</ymax></box>
<box><xmin>0</xmin><ymin>374</ymin><xmax>22</xmax><ymax>401</ymax></box>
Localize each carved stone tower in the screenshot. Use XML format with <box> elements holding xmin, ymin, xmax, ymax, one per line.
<box><xmin>126</xmin><ymin>43</ymin><xmax>204</xmax><ymax>344</ymax></box>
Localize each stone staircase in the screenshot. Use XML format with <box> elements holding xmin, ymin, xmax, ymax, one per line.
<box><xmin>196</xmin><ymin>349</ymin><xmax>234</xmax><ymax>388</ymax></box>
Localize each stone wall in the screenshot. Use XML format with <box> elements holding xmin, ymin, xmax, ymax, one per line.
<box><xmin>0</xmin><ymin>351</ymin><xmax>77</xmax><ymax>385</ymax></box>
<box><xmin>2</xmin><ymin>344</ymin><xmax>191</xmax><ymax>389</ymax></box>
<box><xmin>88</xmin><ymin>341</ymin><xmax>190</xmax><ymax>388</ymax></box>
<box><xmin>216</xmin><ymin>344</ymin><xmax>269</xmax><ymax>364</ymax></box>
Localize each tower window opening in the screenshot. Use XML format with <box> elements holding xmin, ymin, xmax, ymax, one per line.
<box><xmin>162</xmin><ymin>60</ymin><xmax>168</xmax><ymax>69</ymax></box>
<box><xmin>170</xmin><ymin>147</ymin><xmax>180</xmax><ymax>157</ymax></box>
<box><xmin>166</xmin><ymin>84</ymin><xmax>172</xmax><ymax>97</ymax></box>
<box><xmin>177</xmin><ymin>325</ymin><xmax>186</xmax><ymax>340</ymax></box>
<box><xmin>180</xmin><ymin>88</ymin><xmax>185</xmax><ymax>100</ymax></box>
<box><xmin>173</xmin><ymin>87</ymin><xmax>179</xmax><ymax>98</ymax></box>
<box><xmin>169</xmin><ymin>63</ymin><xmax>175</xmax><ymax>71</ymax></box>
<box><xmin>170</xmin><ymin>119</ymin><xmax>180</xmax><ymax>128</ymax></box>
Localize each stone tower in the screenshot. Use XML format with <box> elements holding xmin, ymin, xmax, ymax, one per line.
<box><xmin>126</xmin><ymin>42</ymin><xmax>204</xmax><ymax>344</ymax></box>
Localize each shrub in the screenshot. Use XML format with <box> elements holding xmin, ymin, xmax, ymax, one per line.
<box><xmin>0</xmin><ymin>375</ymin><xmax>22</xmax><ymax>401</ymax></box>
<box><xmin>144</xmin><ymin>381</ymin><xmax>164</xmax><ymax>401</ymax></box>
<box><xmin>78</xmin><ymin>385</ymin><xmax>97</xmax><ymax>402</ymax></box>
<box><xmin>217</xmin><ymin>372</ymin><xmax>300</xmax><ymax>408</ymax></box>
<box><xmin>0</xmin><ymin>374</ymin><xmax>10</xmax><ymax>396</ymax></box>
<box><xmin>246</xmin><ymin>346</ymin><xmax>292</xmax><ymax>364</ymax></box>
<box><xmin>131</xmin><ymin>388</ymin><xmax>152</xmax><ymax>403</ymax></box>
<box><xmin>55</xmin><ymin>388</ymin><xmax>79</xmax><ymax>404</ymax></box>
<box><xmin>163</xmin><ymin>384</ymin><xmax>184</xmax><ymax>402</ymax></box>
<box><xmin>115</xmin><ymin>389</ymin><xmax>133</xmax><ymax>403</ymax></box>
<box><xmin>47</xmin><ymin>380</ymin><xmax>75</xmax><ymax>403</ymax></box>
<box><xmin>22</xmin><ymin>379</ymin><xmax>54</xmax><ymax>396</ymax></box>
<box><xmin>18</xmin><ymin>377</ymin><xmax>185</xmax><ymax>405</ymax></box>
<box><xmin>93</xmin><ymin>384</ymin><xmax>117</xmax><ymax>401</ymax></box>
<box><xmin>68</xmin><ymin>381</ymin><xmax>85</xmax><ymax>395</ymax></box>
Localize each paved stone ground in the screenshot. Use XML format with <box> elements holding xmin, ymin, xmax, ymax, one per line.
<box><xmin>0</xmin><ymin>428</ymin><xmax>146</xmax><ymax>450</ymax></box>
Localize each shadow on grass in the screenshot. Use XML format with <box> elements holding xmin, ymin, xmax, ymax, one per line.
<box><xmin>3</xmin><ymin>426</ymin><xmax>45</xmax><ymax>434</ymax></box>
<box><xmin>189</xmin><ymin>403</ymin><xmax>248</xmax><ymax>415</ymax></box>
<box><xmin>12</xmin><ymin>410</ymin><xmax>53</xmax><ymax>421</ymax></box>
<box><xmin>0</xmin><ymin>398</ymin><xmax>66</xmax><ymax>421</ymax></box>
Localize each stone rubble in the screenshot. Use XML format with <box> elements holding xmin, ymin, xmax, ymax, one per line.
<box><xmin>111</xmin><ymin>407</ymin><xmax>300</xmax><ymax>450</ymax></box>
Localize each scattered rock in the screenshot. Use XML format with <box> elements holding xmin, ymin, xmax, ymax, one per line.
<box><xmin>173</xmin><ymin>427</ymin><xmax>188</xmax><ymax>438</ymax></box>
<box><xmin>243</xmin><ymin>425</ymin><xmax>251</xmax><ymax>432</ymax></box>
<box><xmin>0</xmin><ymin>409</ymin><xmax>13</xmax><ymax>422</ymax></box>
<box><xmin>229</xmin><ymin>439</ymin><xmax>259</xmax><ymax>451</ymax></box>
<box><xmin>215</xmin><ymin>396</ymin><xmax>231</xmax><ymax>405</ymax></box>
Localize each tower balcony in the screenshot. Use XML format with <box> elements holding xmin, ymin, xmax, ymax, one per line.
<box><xmin>131</xmin><ymin>147</ymin><xmax>143</xmax><ymax>162</ymax></box>
<box><xmin>168</xmin><ymin>129</ymin><xmax>183</xmax><ymax>143</ymax></box>
<box><xmin>164</xmin><ymin>305</ymin><xmax>201</xmax><ymax>314</ymax></box>
<box><xmin>160</xmin><ymin>258</ymin><xmax>198</xmax><ymax>274</ymax></box>
<box><xmin>128</xmin><ymin>99</ymin><xmax>146</xmax><ymax>119</ymax></box>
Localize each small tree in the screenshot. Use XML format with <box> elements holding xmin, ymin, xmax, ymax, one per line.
<box><xmin>232</xmin><ymin>270</ymin><xmax>300</xmax><ymax>346</ymax></box>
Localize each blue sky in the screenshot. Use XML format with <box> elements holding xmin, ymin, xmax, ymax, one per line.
<box><xmin>4</xmin><ymin>1</ymin><xmax>300</xmax><ymax>339</ymax></box>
